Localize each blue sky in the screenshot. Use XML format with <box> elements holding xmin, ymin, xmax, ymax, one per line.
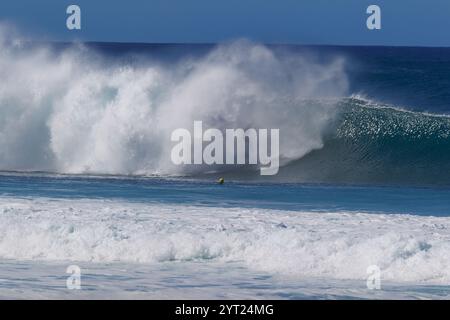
<box><xmin>0</xmin><ymin>0</ymin><xmax>449</xmax><ymax>46</ymax></box>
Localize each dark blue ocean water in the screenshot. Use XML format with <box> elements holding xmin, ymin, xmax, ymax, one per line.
<box><xmin>1</xmin><ymin>173</ymin><xmax>449</xmax><ymax>216</ymax></box>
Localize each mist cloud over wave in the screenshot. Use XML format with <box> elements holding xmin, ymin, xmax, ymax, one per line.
<box><xmin>0</xmin><ymin>26</ymin><xmax>348</xmax><ymax>175</ymax></box>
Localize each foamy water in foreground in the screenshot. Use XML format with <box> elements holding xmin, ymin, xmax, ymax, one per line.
<box><xmin>1</xmin><ymin>196</ymin><xmax>450</xmax><ymax>299</ymax></box>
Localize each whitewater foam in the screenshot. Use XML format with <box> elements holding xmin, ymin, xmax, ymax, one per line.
<box><xmin>349</xmin><ymin>94</ymin><xmax>450</xmax><ymax>119</ymax></box>
<box><xmin>1</xmin><ymin>196</ymin><xmax>450</xmax><ymax>284</ymax></box>
<box><xmin>0</xmin><ymin>27</ymin><xmax>348</xmax><ymax>175</ymax></box>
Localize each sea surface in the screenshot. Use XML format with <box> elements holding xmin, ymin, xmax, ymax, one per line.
<box><xmin>0</xmin><ymin>36</ymin><xmax>450</xmax><ymax>299</ymax></box>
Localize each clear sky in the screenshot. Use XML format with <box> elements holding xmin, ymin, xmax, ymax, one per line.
<box><xmin>0</xmin><ymin>0</ymin><xmax>449</xmax><ymax>46</ymax></box>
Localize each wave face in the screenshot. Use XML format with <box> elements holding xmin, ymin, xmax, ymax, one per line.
<box><xmin>1</xmin><ymin>196</ymin><xmax>450</xmax><ymax>284</ymax></box>
<box><xmin>272</xmin><ymin>98</ymin><xmax>450</xmax><ymax>186</ymax></box>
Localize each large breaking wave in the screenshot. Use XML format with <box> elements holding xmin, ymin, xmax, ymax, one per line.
<box><xmin>1</xmin><ymin>26</ymin><xmax>450</xmax><ymax>186</ymax></box>
<box><xmin>0</xmin><ymin>28</ymin><xmax>347</xmax><ymax>175</ymax></box>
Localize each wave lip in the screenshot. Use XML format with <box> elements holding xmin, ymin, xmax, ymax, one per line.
<box><xmin>1</xmin><ymin>197</ymin><xmax>450</xmax><ymax>284</ymax></box>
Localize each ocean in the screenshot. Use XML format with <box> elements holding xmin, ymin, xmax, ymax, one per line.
<box><xmin>0</xmin><ymin>37</ymin><xmax>450</xmax><ymax>299</ymax></box>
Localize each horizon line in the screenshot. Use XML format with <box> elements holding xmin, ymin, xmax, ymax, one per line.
<box><xmin>23</xmin><ymin>39</ymin><xmax>450</xmax><ymax>49</ymax></box>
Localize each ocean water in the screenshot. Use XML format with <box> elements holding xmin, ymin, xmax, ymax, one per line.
<box><xmin>0</xmin><ymin>175</ymin><xmax>450</xmax><ymax>299</ymax></box>
<box><xmin>1</xmin><ymin>31</ymin><xmax>450</xmax><ymax>299</ymax></box>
